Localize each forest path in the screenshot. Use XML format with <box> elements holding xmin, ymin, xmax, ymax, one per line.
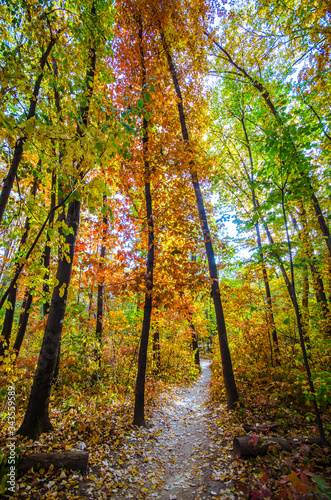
<box><xmin>107</xmin><ymin>359</ymin><xmax>234</xmax><ymax>500</ymax></box>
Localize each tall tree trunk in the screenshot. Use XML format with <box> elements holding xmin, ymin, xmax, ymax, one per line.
<box><xmin>133</xmin><ymin>21</ymin><xmax>155</xmax><ymax>426</ymax></box>
<box><xmin>152</xmin><ymin>329</ymin><xmax>161</xmax><ymax>375</ymax></box>
<box><xmin>0</xmin><ymin>38</ymin><xmax>56</xmax><ymax>223</ymax></box>
<box><xmin>18</xmin><ymin>7</ymin><xmax>97</xmax><ymax>439</ymax></box>
<box><xmin>13</xmin><ymin>290</ymin><xmax>33</xmax><ymax>357</ymax></box>
<box><xmin>190</xmin><ymin>323</ymin><xmax>200</xmax><ymax>368</ymax></box>
<box><xmin>95</xmin><ymin>195</ymin><xmax>108</xmax><ymax>370</ymax></box>
<box><xmin>281</xmin><ymin>192</ymin><xmax>327</xmax><ymax>446</ymax></box>
<box><xmin>255</xmin><ymin>222</ymin><xmax>280</xmax><ymax>364</ymax></box>
<box><xmin>0</xmin><ymin>287</ymin><xmax>18</xmax><ymax>360</ymax></box>
<box><xmin>239</xmin><ymin>114</ymin><xmax>280</xmax><ymax>362</ymax></box>
<box><xmin>291</xmin><ymin>209</ymin><xmax>330</xmax><ymax>337</ymax></box>
<box><xmin>161</xmin><ymin>32</ymin><xmax>239</xmax><ymax>409</ymax></box>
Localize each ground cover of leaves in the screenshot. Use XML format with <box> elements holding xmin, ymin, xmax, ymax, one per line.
<box><xmin>1</xmin><ymin>358</ymin><xmax>330</xmax><ymax>499</ymax></box>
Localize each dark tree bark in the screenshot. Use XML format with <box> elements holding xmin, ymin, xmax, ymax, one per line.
<box><xmin>0</xmin><ymin>286</ymin><xmax>18</xmax><ymax>360</ymax></box>
<box><xmin>95</xmin><ymin>195</ymin><xmax>108</xmax><ymax>369</ymax></box>
<box><xmin>17</xmin><ymin>197</ymin><xmax>82</xmax><ymax>438</ymax></box>
<box><xmin>18</xmin><ymin>6</ymin><xmax>97</xmax><ymax>439</ymax></box>
<box><xmin>13</xmin><ymin>290</ymin><xmax>33</xmax><ymax>357</ymax></box>
<box><xmin>161</xmin><ymin>32</ymin><xmax>239</xmax><ymax>409</ymax></box>
<box><xmin>0</xmin><ymin>38</ymin><xmax>56</xmax><ymax>223</ymax></box>
<box><xmin>281</xmin><ymin>192</ymin><xmax>327</xmax><ymax>446</ymax></box>
<box><xmin>291</xmin><ymin>209</ymin><xmax>330</xmax><ymax>337</ymax></box>
<box><xmin>239</xmin><ymin>114</ymin><xmax>280</xmax><ymax>363</ymax></box>
<box><xmin>152</xmin><ymin>329</ymin><xmax>161</xmax><ymax>375</ymax></box>
<box><xmin>133</xmin><ymin>20</ymin><xmax>155</xmax><ymax>427</ymax></box>
<box><xmin>43</xmin><ymin>58</ymin><xmax>63</xmax><ymax>316</ymax></box>
<box><xmin>190</xmin><ymin>324</ymin><xmax>200</xmax><ymax>368</ymax></box>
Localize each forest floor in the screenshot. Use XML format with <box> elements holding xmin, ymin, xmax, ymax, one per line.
<box><xmin>5</xmin><ymin>357</ymin><xmax>331</xmax><ymax>499</ymax></box>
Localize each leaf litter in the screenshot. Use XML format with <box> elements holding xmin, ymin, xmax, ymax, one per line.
<box><xmin>2</xmin><ymin>358</ymin><xmax>330</xmax><ymax>499</ymax></box>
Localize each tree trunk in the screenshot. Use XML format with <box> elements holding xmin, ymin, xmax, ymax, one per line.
<box><xmin>0</xmin><ymin>286</ymin><xmax>17</xmax><ymax>360</ymax></box>
<box><xmin>0</xmin><ymin>38</ymin><xmax>56</xmax><ymax>223</ymax></box>
<box><xmin>281</xmin><ymin>193</ymin><xmax>327</xmax><ymax>446</ymax></box>
<box><xmin>133</xmin><ymin>21</ymin><xmax>155</xmax><ymax>427</ymax></box>
<box><xmin>17</xmin><ymin>198</ymin><xmax>81</xmax><ymax>438</ymax></box>
<box><xmin>252</xmin><ymin>206</ymin><xmax>279</xmax><ymax>361</ymax></box>
<box><xmin>240</xmin><ymin>115</ymin><xmax>280</xmax><ymax>363</ymax></box>
<box><xmin>161</xmin><ymin>32</ymin><xmax>239</xmax><ymax>409</ymax></box>
<box><xmin>17</xmin><ymin>6</ymin><xmax>97</xmax><ymax>439</ymax></box>
<box><xmin>0</xmin><ymin>178</ymin><xmax>37</xmax><ymax>362</ymax></box>
<box><xmin>95</xmin><ymin>195</ymin><xmax>107</xmax><ymax>370</ymax></box>
<box><xmin>191</xmin><ymin>324</ymin><xmax>200</xmax><ymax>368</ymax></box>
<box><xmin>152</xmin><ymin>329</ymin><xmax>161</xmax><ymax>375</ymax></box>
<box><xmin>291</xmin><ymin>209</ymin><xmax>330</xmax><ymax>337</ymax></box>
<box><xmin>13</xmin><ymin>290</ymin><xmax>33</xmax><ymax>357</ymax></box>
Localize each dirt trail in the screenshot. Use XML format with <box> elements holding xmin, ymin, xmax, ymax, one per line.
<box><xmin>152</xmin><ymin>359</ymin><xmax>223</xmax><ymax>499</ymax></box>
<box><xmin>107</xmin><ymin>359</ymin><xmax>234</xmax><ymax>500</ymax></box>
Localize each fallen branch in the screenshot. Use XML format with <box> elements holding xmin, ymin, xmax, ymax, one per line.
<box><xmin>18</xmin><ymin>451</ymin><xmax>89</xmax><ymax>473</ymax></box>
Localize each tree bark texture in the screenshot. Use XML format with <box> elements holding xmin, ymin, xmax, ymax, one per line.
<box><xmin>17</xmin><ymin>198</ymin><xmax>81</xmax><ymax>438</ymax></box>
<box><xmin>152</xmin><ymin>329</ymin><xmax>161</xmax><ymax>375</ymax></box>
<box><xmin>17</xmin><ymin>7</ymin><xmax>96</xmax><ymax>439</ymax></box>
<box><xmin>13</xmin><ymin>290</ymin><xmax>33</xmax><ymax>357</ymax></box>
<box><xmin>191</xmin><ymin>324</ymin><xmax>200</xmax><ymax>368</ymax></box>
<box><xmin>95</xmin><ymin>195</ymin><xmax>108</xmax><ymax>366</ymax></box>
<box><xmin>133</xmin><ymin>21</ymin><xmax>155</xmax><ymax>426</ymax></box>
<box><xmin>161</xmin><ymin>32</ymin><xmax>239</xmax><ymax>409</ymax></box>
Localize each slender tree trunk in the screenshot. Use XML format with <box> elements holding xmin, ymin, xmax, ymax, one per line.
<box><xmin>18</xmin><ymin>7</ymin><xmax>97</xmax><ymax>439</ymax></box>
<box><xmin>240</xmin><ymin>114</ymin><xmax>280</xmax><ymax>362</ymax></box>
<box><xmin>255</xmin><ymin>222</ymin><xmax>280</xmax><ymax>364</ymax></box>
<box><xmin>0</xmin><ymin>38</ymin><xmax>56</xmax><ymax>223</ymax></box>
<box><xmin>95</xmin><ymin>195</ymin><xmax>108</xmax><ymax>370</ymax></box>
<box><xmin>281</xmin><ymin>193</ymin><xmax>327</xmax><ymax>446</ymax></box>
<box><xmin>0</xmin><ymin>287</ymin><xmax>18</xmax><ymax>360</ymax></box>
<box><xmin>13</xmin><ymin>290</ymin><xmax>33</xmax><ymax>357</ymax></box>
<box><xmin>18</xmin><ymin>197</ymin><xmax>81</xmax><ymax>438</ymax></box>
<box><xmin>133</xmin><ymin>21</ymin><xmax>155</xmax><ymax>426</ymax></box>
<box><xmin>152</xmin><ymin>329</ymin><xmax>161</xmax><ymax>375</ymax></box>
<box><xmin>190</xmin><ymin>323</ymin><xmax>200</xmax><ymax>368</ymax></box>
<box><xmin>0</xmin><ymin>178</ymin><xmax>37</xmax><ymax>361</ymax></box>
<box><xmin>291</xmin><ymin>209</ymin><xmax>330</xmax><ymax>337</ymax></box>
<box><xmin>161</xmin><ymin>32</ymin><xmax>239</xmax><ymax>409</ymax></box>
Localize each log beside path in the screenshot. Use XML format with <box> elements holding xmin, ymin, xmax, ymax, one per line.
<box><xmin>18</xmin><ymin>451</ymin><xmax>89</xmax><ymax>473</ymax></box>
<box><xmin>233</xmin><ymin>435</ymin><xmax>323</xmax><ymax>458</ymax></box>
